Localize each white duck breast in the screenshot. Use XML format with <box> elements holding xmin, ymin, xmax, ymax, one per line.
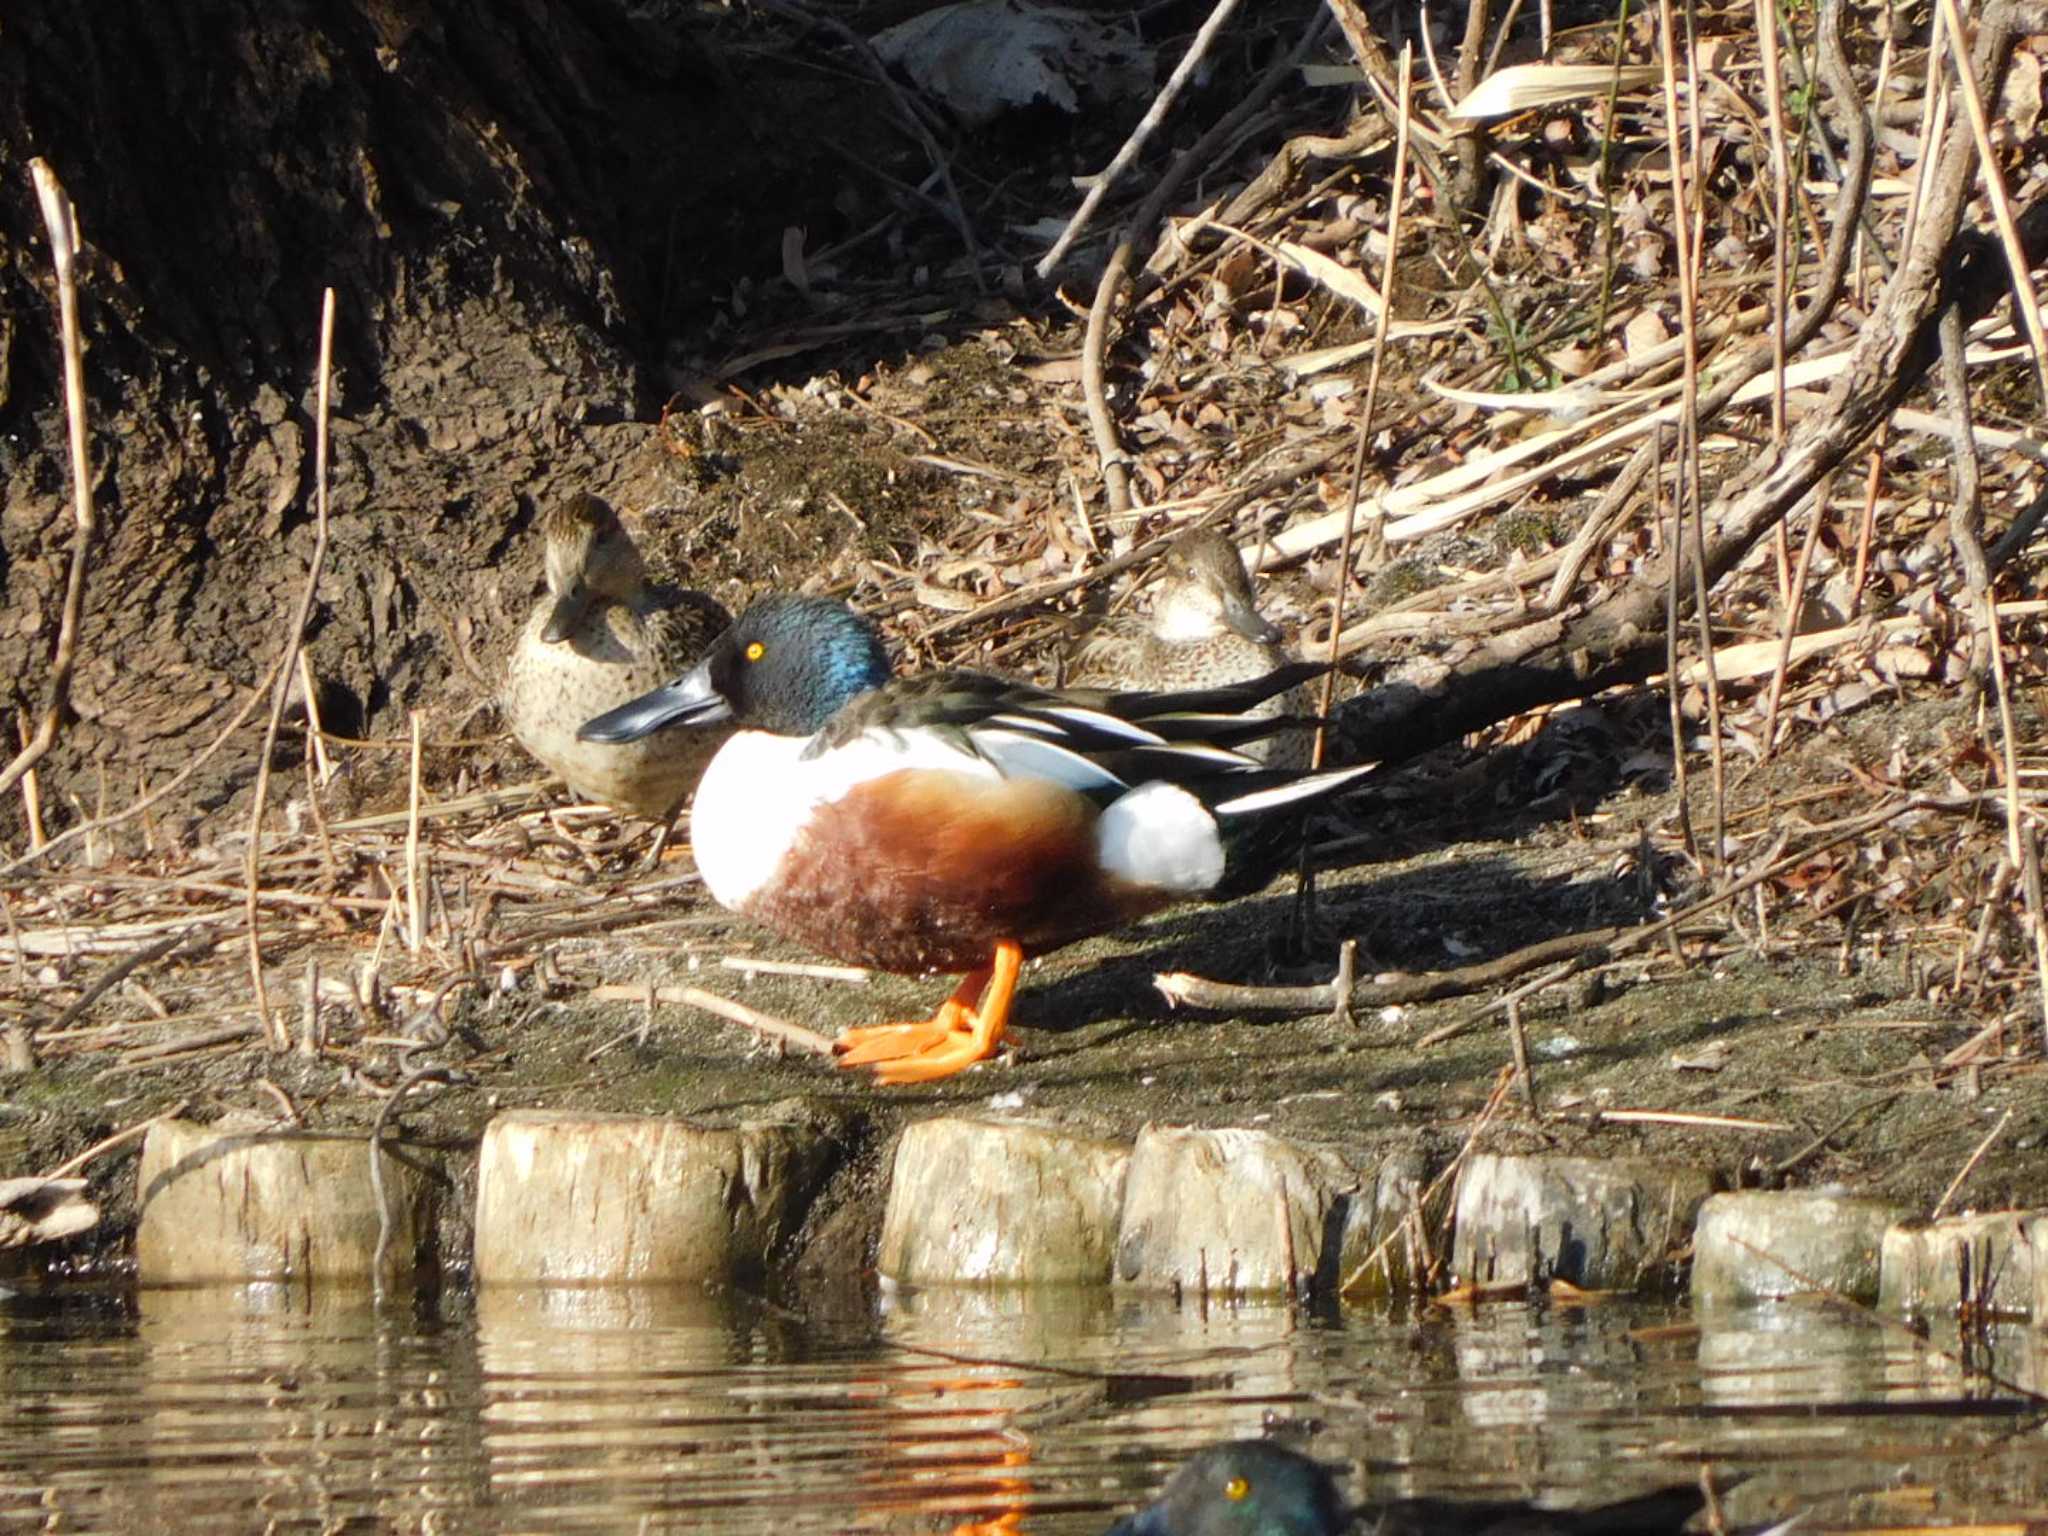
<box><xmin>691</xmin><ymin>718</ymin><xmax>1142</xmax><ymax>911</ymax></box>
<box><xmin>688</xmin><ymin>710</ymin><xmax>1243</xmax><ymax>911</ymax></box>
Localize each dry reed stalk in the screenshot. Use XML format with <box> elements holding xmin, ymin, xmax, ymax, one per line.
<box><xmin>1343</xmin><ymin>1068</ymin><xmax>1514</xmax><ymax>1299</ymax></box>
<box><xmin>591</xmin><ymin>981</ymin><xmax>836</xmax><ymax>1056</ymax></box>
<box><xmin>300</xmin><ymin>750</ymin><xmax>338</xmax><ymax>883</ymax></box>
<box><xmin>40</xmin><ymin>1099</ymin><xmax>191</xmax><ymax>1180</ymax></box>
<box><xmin>1595</xmin><ymin>1109</ymin><xmax>1793</xmax><ymax>1132</ymax></box>
<box><xmin>1847</xmin><ymin>432</ymin><xmax>1888</xmax><ymax>617</ymax></box>
<box><xmin>405</xmin><ymin>710</ymin><xmax>425</xmax><ymax>952</ymax></box>
<box><xmin>1932</xmin><ymin>0</ymin><xmax>2048</xmax><ymax>402</ymax></box>
<box><xmin>1932</xmin><ymin>1105</ymin><xmax>2013</xmax><ymax>1221</ymax></box>
<box><xmin>1656</xmin><ymin>0</ymin><xmax>1725</xmax><ymax>873</ymax></box>
<box><xmin>245</xmin><ymin>287</ymin><xmax>336</xmax><ymax>1051</ymax></box>
<box><xmin>0</xmin><ymin>163</ymin><xmax>97</xmax><ymax>805</ymax></box>
<box><xmin>1979</xmin><ymin>592</ymin><xmax>2048</xmax><ymax>1048</ymax></box>
<box><xmin>1658</xmin><ymin>429</ymin><xmax>1698</xmax><ymax>861</ymax></box>
<box><xmin>297</xmin><ymin>649</ymin><xmax>333</xmax><ymax>787</ymax></box>
<box><xmin>1858</xmin><ymin>12</ymin><xmax>1898</xmax><ymax>309</ymax></box>
<box><xmin>301</xmin><ymin>953</ymin><xmax>321</xmax><ymax>1057</ymax></box>
<box><xmin>0</xmin><ymin>657</ymin><xmax>286</xmax><ymax>882</ymax></box>
<box><xmin>1504</xmin><ymin>995</ymin><xmax>1537</xmax><ymax>1115</ymax></box>
<box><xmin>1898</xmin><ymin>8</ymin><xmax>1952</xmax><ymax>265</ymax></box>
<box><xmin>1314</xmin><ymin>45</ymin><xmax>1413</xmax><ymax>769</ymax></box>
<box><xmin>15</xmin><ymin>718</ymin><xmax>46</xmax><ymax>851</ymax></box>
<box><xmin>1758</xmin><ymin>473</ymin><xmax>1832</xmax><ymax>760</ymax></box>
<box><xmin>1755</xmin><ymin>0</ymin><xmax>1792</xmax><ymax>601</ymax></box>
<box><xmin>1072</xmin><ymin>9</ymin><xmax>1329</xmax><ymax>521</ymax></box>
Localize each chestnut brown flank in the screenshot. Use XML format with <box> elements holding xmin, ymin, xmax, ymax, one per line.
<box><xmin>744</xmin><ymin>769</ymin><xmax>1174</xmax><ymax>973</ymax></box>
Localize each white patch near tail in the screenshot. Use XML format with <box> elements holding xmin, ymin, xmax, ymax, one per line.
<box><xmin>1211</xmin><ymin>762</ymin><xmax>1373</xmax><ymax>817</ymax></box>
<box><xmin>1096</xmin><ymin>781</ymin><xmax>1225</xmax><ymax>895</ymax></box>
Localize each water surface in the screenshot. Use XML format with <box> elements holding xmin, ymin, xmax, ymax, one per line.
<box><xmin>3</xmin><ymin>1282</ymin><xmax>2045</xmax><ymax>1532</ymax></box>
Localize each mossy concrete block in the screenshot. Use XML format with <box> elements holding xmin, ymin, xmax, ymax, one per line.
<box><xmin>137</xmin><ymin>1118</ymin><xmax>437</xmax><ymax>1287</ymax></box>
<box><xmin>1114</xmin><ymin>1125</ymin><xmax>1424</xmax><ymax>1298</ymax></box>
<box><xmin>1450</xmin><ymin>1153</ymin><xmax>1711</xmax><ymax>1293</ymax></box>
<box><xmin>2034</xmin><ymin>1217</ymin><xmax>2048</xmax><ymax>1324</ymax></box>
<box><xmin>1692</xmin><ymin>1191</ymin><xmax>1910</xmax><ymax>1305</ymax></box>
<box><xmin>1696</xmin><ymin>1304</ymin><xmax>1896</xmax><ymax>1403</ymax></box>
<box><xmin>473</xmin><ymin>1108</ymin><xmax>832</xmax><ymax>1285</ymax></box>
<box><xmin>878</xmin><ymin>1117</ymin><xmax>1129</xmax><ymax>1285</ymax></box>
<box><xmin>1878</xmin><ymin>1209</ymin><xmax>2048</xmax><ymax>1319</ymax></box>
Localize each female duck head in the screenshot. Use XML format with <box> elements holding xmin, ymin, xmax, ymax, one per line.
<box><xmin>579</xmin><ymin>594</ymin><xmax>891</xmax><ymax>742</ymax></box>
<box><xmin>539</xmin><ymin>493</ymin><xmax>647</xmax><ymax>643</ymax></box>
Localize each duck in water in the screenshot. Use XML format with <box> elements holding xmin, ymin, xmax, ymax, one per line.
<box><xmin>1104</xmin><ymin>1441</ymin><xmax>1714</xmax><ymax>1536</ymax></box>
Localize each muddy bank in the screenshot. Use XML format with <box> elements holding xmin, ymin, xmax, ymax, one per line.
<box><xmin>9</xmin><ymin>720</ymin><xmax>2040</xmax><ymax>1300</ymax></box>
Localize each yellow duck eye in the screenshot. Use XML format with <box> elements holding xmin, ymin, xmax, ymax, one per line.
<box><xmin>745</xmin><ymin>641</ymin><xmax>766</xmax><ymax>662</ymax></box>
<box><xmin>1224</xmin><ymin>1476</ymin><xmax>1251</xmax><ymax>1502</ymax></box>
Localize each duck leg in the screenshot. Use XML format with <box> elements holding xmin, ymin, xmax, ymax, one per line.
<box><xmin>834</xmin><ymin>939</ymin><xmax>1023</xmax><ymax>1084</ymax></box>
<box><xmin>639</xmin><ymin>806</ymin><xmax>682</xmax><ymax>871</ymax></box>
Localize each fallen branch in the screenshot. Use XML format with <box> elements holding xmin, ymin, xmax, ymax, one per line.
<box><xmin>1156</xmin><ymin>923</ymin><xmax>1631</xmax><ymax>1014</ymax></box>
<box><xmin>1163</xmin><ymin>794</ymin><xmax>1967</xmax><ymax>1028</ymax></box>
<box><xmin>591</xmin><ymin>982</ymin><xmax>836</xmax><ymax>1056</ymax></box>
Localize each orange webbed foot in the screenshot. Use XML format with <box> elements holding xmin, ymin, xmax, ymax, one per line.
<box><xmin>833</xmin><ymin>941</ymin><xmax>1023</xmax><ymax>1085</ymax></box>
<box><xmin>833</xmin><ymin>999</ymin><xmax>975</xmax><ymax>1067</ymax></box>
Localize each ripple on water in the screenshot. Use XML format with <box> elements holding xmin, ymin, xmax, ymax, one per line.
<box><xmin>2</xmin><ymin>1283</ymin><xmax>2046</xmax><ymax>1532</ymax></box>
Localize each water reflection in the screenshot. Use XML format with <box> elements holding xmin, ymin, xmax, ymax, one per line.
<box><xmin>0</xmin><ymin>1282</ymin><xmax>2043</xmax><ymax>1533</ymax></box>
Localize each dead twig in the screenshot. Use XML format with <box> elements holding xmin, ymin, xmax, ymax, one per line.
<box><xmin>1933</xmin><ymin>0</ymin><xmax>2048</xmax><ymax>402</ymax></box>
<box><xmin>1036</xmin><ymin>0</ymin><xmax>1246</xmax><ymax>279</ymax></box>
<box><xmin>753</xmin><ymin>0</ymin><xmax>984</xmax><ymax>293</ymax></box>
<box><xmin>1593</xmin><ymin>1109</ymin><xmax>1792</xmax><ymax>1133</ymax></box>
<box><xmin>1932</xmin><ymin>1106</ymin><xmax>2014</xmax><ymax>1221</ymax></box>
<box><xmin>1656</xmin><ymin>0</ymin><xmax>1725</xmax><ymax>875</ymax></box>
<box><xmin>43</xmin><ymin>926</ymin><xmax>208</xmax><ymax>1037</ymax></box>
<box><xmin>1167</xmin><ymin>795</ymin><xmax>1971</xmax><ymax>1029</ymax></box>
<box><xmin>246</xmin><ymin>288</ymin><xmax>337</xmax><ymax>1051</ymax></box>
<box><xmin>1080</xmin><ymin>8</ymin><xmax>1330</xmax><ymax>517</ymax></box>
<box><xmin>1727</xmin><ymin>1234</ymin><xmax>2048</xmax><ymax>1403</ymax></box>
<box><xmin>0</xmin><ymin>162</ymin><xmax>97</xmax><ymax>805</ymax></box>
<box><xmin>719</xmin><ymin>956</ymin><xmax>868</xmax><ymax>983</ymax></box>
<box><xmin>1158</xmin><ymin>923</ymin><xmax>1633</xmax><ymax>1014</ymax></box>
<box><xmin>40</xmin><ymin>1098</ymin><xmax>191</xmax><ymax>1180</ymax></box>
<box><xmin>590</xmin><ymin>981</ymin><xmax>836</xmax><ymax>1057</ymax></box>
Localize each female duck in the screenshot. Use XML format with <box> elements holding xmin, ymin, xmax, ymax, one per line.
<box><xmin>502</xmin><ymin>492</ymin><xmax>730</xmax><ymax>822</ymax></box>
<box><xmin>1068</xmin><ymin>526</ymin><xmax>1312</xmax><ymax>767</ymax></box>
<box><xmin>580</xmin><ymin>595</ymin><xmax>1367</xmax><ymax>1083</ymax></box>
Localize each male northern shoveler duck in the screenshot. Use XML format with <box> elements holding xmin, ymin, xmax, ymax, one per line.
<box><xmin>1105</xmin><ymin>1441</ymin><xmax>1713</xmax><ymax>1536</ymax></box>
<box><xmin>502</xmin><ymin>492</ymin><xmax>731</xmax><ymax>823</ymax></box>
<box><xmin>579</xmin><ymin>594</ymin><xmax>1369</xmax><ymax>1083</ymax></box>
<box><xmin>1069</xmin><ymin>528</ymin><xmax>1313</xmax><ymax>768</ymax></box>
